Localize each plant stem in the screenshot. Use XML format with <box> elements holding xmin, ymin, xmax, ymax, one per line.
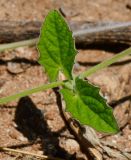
<box><xmin>0</xmin><ymin>147</ymin><xmax>64</xmax><ymax>160</ymax></box>
<box><xmin>0</xmin><ymin>48</ymin><xmax>131</xmax><ymax>105</ymax></box>
<box><xmin>53</xmin><ymin>88</ymin><xmax>95</xmax><ymax>159</ymax></box>
<box><xmin>79</xmin><ymin>47</ymin><xmax>131</xmax><ymax>79</ymax></box>
<box><xmin>0</xmin><ymin>81</ymin><xmax>63</xmax><ymax>105</ymax></box>
<box><xmin>0</xmin><ymin>38</ymin><xmax>38</xmax><ymax>52</ymax></box>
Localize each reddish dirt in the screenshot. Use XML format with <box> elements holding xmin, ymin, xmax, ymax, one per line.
<box><xmin>0</xmin><ymin>0</ymin><xmax>131</xmax><ymax>160</ymax></box>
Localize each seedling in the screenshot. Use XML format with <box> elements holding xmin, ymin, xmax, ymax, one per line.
<box><xmin>0</xmin><ymin>10</ymin><xmax>131</xmax><ymax>133</ymax></box>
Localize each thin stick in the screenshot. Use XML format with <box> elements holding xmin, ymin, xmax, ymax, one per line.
<box><xmin>0</xmin><ymin>147</ymin><xmax>64</xmax><ymax>160</ymax></box>
<box><xmin>0</xmin><ymin>20</ymin><xmax>131</xmax><ymax>45</ymax></box>
<box><xmin>53</xmin><ymin>88</ymin><xmax>102</xmax><ymax>160</ymax></box>
<box><xmin>0</xmin><ymin>21</ymin><xmax>131</xmax><ymax>53</ymax></box>
<box><xmin>73</xmin><ymin>21</ymin><xmax>131</xmax><ymax>36</ymax></box>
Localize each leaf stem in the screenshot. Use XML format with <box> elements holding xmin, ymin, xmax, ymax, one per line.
<box><xmin>0</xmin><ymin>38</ymin><xmax>38</xmax><ymax>52</ymax></box>
<box><xmin>79</xmin><ymin>47</ymin><xmax>131</xmax><ymax>79</ymax></box>
<box><xmin>0</xmin><ymin>81</ymin><xmax>63</xmax><ymax>105</ymax></box>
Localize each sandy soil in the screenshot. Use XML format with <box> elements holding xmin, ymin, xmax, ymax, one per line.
<box><xmin>0</xmin><ymin>0</ymin><xmax>131</xmax><ymax>160</ymax></box>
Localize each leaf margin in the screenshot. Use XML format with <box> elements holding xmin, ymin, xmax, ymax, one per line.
<box><xmin>37</xmin><ymin>10</ymin><xmax>77</xmax><ymax>82</ymax></box>
<box><xmin>60</xmin><ymin>77</ymin><xmax>119</xmax><ymax>134</ymax></box>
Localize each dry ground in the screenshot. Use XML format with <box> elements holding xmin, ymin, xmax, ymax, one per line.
<box><xmin>0</xmin><ymin>0</ymin><xmax>131</xmax><ymax>159</ymax></box>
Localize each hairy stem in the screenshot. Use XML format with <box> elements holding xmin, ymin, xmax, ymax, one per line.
<box><xmin>79</xmin><ymin>47</ymin><xmax>131</xmax><ymax>79</ymax></box>
<box><xmin>0</xmin><ymin>38</ymin><xmax>38</xmax><ymax>52</ymax></box>
<box><xmin>0</xmin><ymin>48</ymin><xmax>131</xmax><ymax>105</ymax></box>
<box><xmin>0</xmin><ymin>81</ymin><xmax>63</xmax><ymax>104</ymax></box>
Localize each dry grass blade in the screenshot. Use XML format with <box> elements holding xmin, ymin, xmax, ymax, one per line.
<box><xmin>0</xmin><ymin>147</ymin><xmax>64</xmax><ymax>160</ymax></box>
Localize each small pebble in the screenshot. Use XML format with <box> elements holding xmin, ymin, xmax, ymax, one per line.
<box><xmin>18</xmin><ymin>136</ymin><xmax>27</xmax><ymax>142</ymax></box>
<box><xmin>7</xmin><ymin>62</ymin><xmax>24</xmax><ymax>74</ymax></box>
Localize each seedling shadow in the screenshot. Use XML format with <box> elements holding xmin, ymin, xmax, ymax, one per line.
<box><xmin>14</xmin><ymin>97</ymin><xmax>75</xmax><ymax>159</ymax></box>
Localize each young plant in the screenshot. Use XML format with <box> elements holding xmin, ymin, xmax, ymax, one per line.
<box><xmin>37</xmin><ymin>10</ymin><xmax>119</xmax><ymax>133</ymax></box>
<box><xmin>0</xmin><ymin>10</ymin><xmax>131</xmax><ymax>133</ymax></box>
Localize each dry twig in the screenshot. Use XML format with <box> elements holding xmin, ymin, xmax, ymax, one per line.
<box><xmin>0</xmin><ymin>147</ymin><xmax>64</xmax><ymax>160</ymax></box>
<box><xmin>0</xmin><ymin>20</ymin><xmax>131</xmax><ymax>46</ymax></box>
<box><xmin>53</xmin><ymin>87</ymin><xmax>131</xmax><ymax>160</ymax></box>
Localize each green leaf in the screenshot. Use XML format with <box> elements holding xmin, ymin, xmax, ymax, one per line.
<box><xmin>60</xmin><ymin>78</ymin><xmax>119</xmax><ymax>133</ymax></box>
<box><xmin>37</xmin><ymin>10</ymin><xmax>77</xmax><ymax>82</ymax></box>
